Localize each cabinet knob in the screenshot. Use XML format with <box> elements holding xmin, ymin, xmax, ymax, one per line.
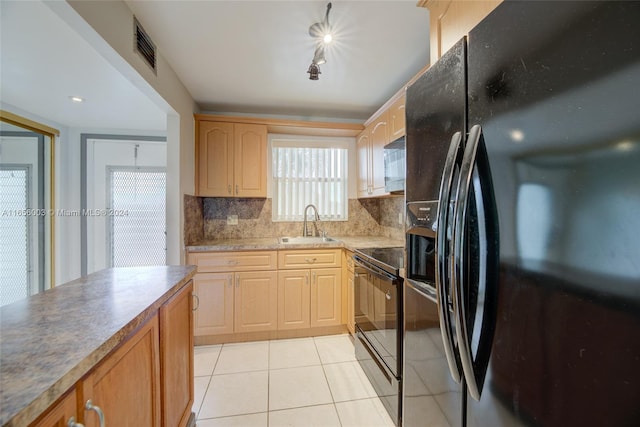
<box><xmin>85</xmin><ymin>400</ymin><xmax>105</xmax><ymax>427</ymax></box>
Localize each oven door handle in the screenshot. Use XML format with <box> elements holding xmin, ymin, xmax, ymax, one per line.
<box><xmin>435</xmin><ymin>131</ymin><xmax>464</xmax><ymax>384</ymax></box>
<box><xmin>353</xmin><ymin>255</ymin><xmax>398</xmax><ymax>282</ymax></box>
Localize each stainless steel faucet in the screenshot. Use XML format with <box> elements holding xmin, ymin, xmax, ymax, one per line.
<box><xmin>303</xmin><ymin>204</ymin><xmax>321</xmax><ymax>237</ymax></box>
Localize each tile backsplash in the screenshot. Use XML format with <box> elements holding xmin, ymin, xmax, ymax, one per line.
<box><xmin>184</xmin><ymin>196</ymin><xmax>404</xmax><ymax>245</ymax></box>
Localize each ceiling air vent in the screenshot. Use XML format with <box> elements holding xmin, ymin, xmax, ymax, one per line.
<box><xmin>134</xmin><ymin>16</ymin><xmax>157</xmax><ymax>74</ymax></box>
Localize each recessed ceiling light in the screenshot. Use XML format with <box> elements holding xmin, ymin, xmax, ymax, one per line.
<box><xmin>69</xmin><ymin>96</ymin><xmax>85</xmax><ymax>103</ymax></box>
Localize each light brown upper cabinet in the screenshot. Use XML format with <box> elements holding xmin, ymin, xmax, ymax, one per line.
<box><xmin>357</xmin><ymin>111</ymin><xmax>389</xmax><ymax>198</ymax></box>
<box><xmin>196</xmin><ymin>121</ymin><xmax>267</xmax><ymax>198</ymax></box>
<box><xmin>420</xmin><ymin>0</ymin><xmax>502</xmax><ymax>64</ymax></box>
<box><xmin>356</xmin><ymin>127</ymin><xmax>372</xmax><ymax>198</ymax></box>
<box><xmin>389</xmin><ymin>94</ymin><xmax>406</xmax><ymax>141</ymax></box>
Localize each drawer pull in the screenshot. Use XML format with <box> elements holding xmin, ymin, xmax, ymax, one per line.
<box><xmin>85</xmin><ymin>400</ymin><xmax>105</xmax><ymax>427</ymax></box>
<box><xmin>192</xmin><ymin>293</ymin><xmax>200</xmax><ymax>311</ymax></box>
<box><xmin>67</xmin><ymin>417</ymin><xmax>84</xmax><ymax>427</ymax></box>
<box><xmin>227</xmin><ymin>260</ymin><xmax>239</xmax><ymax>265</ymax></box>
<box><xmin>304</xmin><ymin>257</ymin><xmax>317</xmax><ymax>264</ymax></box>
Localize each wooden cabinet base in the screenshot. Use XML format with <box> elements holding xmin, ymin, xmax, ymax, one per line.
<box><xmin>194</xmin><ymin>324</ymin><xmax>348</xmax><ymax>346</ymax></box>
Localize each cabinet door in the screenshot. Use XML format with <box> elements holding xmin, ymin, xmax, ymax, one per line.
<box><xmin>347</xmin><ymin>271</ymin><xmax>355</xmax><ymax>335</ymax></box>
<box><xmin>193</xmin><ymin>273</ymin><xmax>234</xmax><ymax>336</ymax></box>
<box><xmin>310</xmin><ymin>268</ymin><xmax>342</xmax><ymax>328</ymax></box>
<box><xmin>234</xmin><ymin>123</ymin><xmax>267</xmax><ymax>197</ymax></box>
<box><xmin>234</xmin><ymin>271</ymin><xmax>278</xmax><ymax>333</ymax></box>
<box><xmin>425</xmin><ymin>0</ymin><xmax>502</xmax><ymax>64</ymax></box>
<box><xmin>197</xmin><ymin>121</ymin><xmax>234</xmax><ymax>197</ymax></box>
<box><xmin>160</xmin><ymin>282</ymin><xmax>194</xmax><ymax>427</ymax></box>
<box><xmin>370</xmin><ymin>111</ymin><xmax>389</xmax><ymax>196</ymax></box>
<box><xmin>278</xmin><ymin>270</ymin><xmax>311</xmax><ymax>330</ymax></box>
<box><xmin>31</xmin><ymin>389</ymin><xmax>78</xmax><ymax>427</ymax></box>
<box><xmin>356</xmin><ymin>129</ymin><xmax>371</xmax><ymax>198</ymax></box>
<box><xmin>80</xmin><ymin>315</ymin><xmax>161</xmax><ymax>427</ymax></box>
<box><xmin>389</xmin><ymin>95</ymin><xmax>406</xmax><ymax>141</ymax></box>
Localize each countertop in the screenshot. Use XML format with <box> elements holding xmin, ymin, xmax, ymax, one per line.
<box><xmin>186</xmin><ymin>236</ymin><xmax>405</xmax><ymax>252</ymax></box>
<box><xmin>0</xmin><ymin>265</ymin><xmax>196</xmax><ymax>427</ymax></box>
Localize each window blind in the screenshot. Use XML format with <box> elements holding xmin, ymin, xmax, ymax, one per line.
<box><xmin>272</xmin><ymin>146</ymin><xmax>348</xmax><ymax>221</ymax></box>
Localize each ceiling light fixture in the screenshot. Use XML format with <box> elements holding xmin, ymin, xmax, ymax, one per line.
<box><xmin>69</xmin><ymin>96</ymin><xmax>85</xmax><ymax>103</ymax></box>
<box><xmin>307</xmin><ymin>2</ymin><xmax>332</xmax><ymax>80</ymax></box>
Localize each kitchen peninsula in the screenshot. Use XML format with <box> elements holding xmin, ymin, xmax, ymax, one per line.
<box><xmin>0</xmin><ymin>265</ymin><xmax>196</xmax><ymax>427</ymax></box>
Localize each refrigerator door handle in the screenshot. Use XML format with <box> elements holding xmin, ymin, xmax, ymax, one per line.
<box><xmin>453</xmin><ymin>124</ymin><xmax>499</xmax><ymax>401</ymax></box>
<box><xmin>435</xmin><ymin>130</ymin><xmax>464</xmax><ymax>383</ymax></box>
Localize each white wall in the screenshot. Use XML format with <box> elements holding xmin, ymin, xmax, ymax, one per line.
<box><xmin>51</xmin><ymin>0</ymin><xmax>198</xmax><ymax>266</ymax></box>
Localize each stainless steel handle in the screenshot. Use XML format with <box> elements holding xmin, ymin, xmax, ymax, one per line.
<box><xmin>435</xmin><ymin>131</ymin><xmax>464</xmax><ymax>384</ymax></box>
<box><xmin>85</xmin><ymin>400</ymin><xmax>105</xmax><ymax>427</ymax></box>
<box><xmin>452</xmin><ymin>124</ymin><xmax>498</xmax><ymax>401</ymax></box>
<box><xmin>67</xmin><ymin>417</ymin><xmax>84</xmax><ymax>427</ymax></box>
<box><xmin>235</xmin><ymin>184</ymin><xmax>239</xmax><ymax>194</ymax></box>
<box><xmin>228</xmin><ymin>184</ymin><xmax>232</xmax><ymax>194</ymax></box>
<box><xmin>192</xmin><ymin>293</ymin><xmax>200</xmax><ymax>311</ymax></box>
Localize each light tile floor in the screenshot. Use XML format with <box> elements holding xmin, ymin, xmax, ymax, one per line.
<box><xmin>194</xmin><ymin>334</ymin><xmax>395</xmax><ymax>427</ymax></box>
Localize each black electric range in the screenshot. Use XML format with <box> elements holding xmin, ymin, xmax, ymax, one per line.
<box><xmin>353</xmin><ymin>247</ymin><xmax>404</xmax><ymax>278</ymax></box>
<box><xmin>352</xmin><ymin>246</ymin><xmax>405</xmax><ymax>426</ymax></box>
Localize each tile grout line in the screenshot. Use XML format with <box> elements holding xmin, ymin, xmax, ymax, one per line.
<box><xmin>314</xmin><ymin>336</ymin><xmax>344</xmax><ymax>427</ymax></box>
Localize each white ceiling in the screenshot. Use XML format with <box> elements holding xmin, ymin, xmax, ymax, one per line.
<box><xmin>0</xmin><ymin>1</ymin><xmax>167</xmax><ymax>131</ymax></box>
<box><xmin>1</xmin><ymin>1</ymin><xmax>429</xmax><ymax>131</ymax></box>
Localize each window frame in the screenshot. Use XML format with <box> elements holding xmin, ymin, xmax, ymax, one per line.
<box><xmin>269</xmin><ymin>135</ymin><xmax>353</xmax><ymax>222</ymax></box>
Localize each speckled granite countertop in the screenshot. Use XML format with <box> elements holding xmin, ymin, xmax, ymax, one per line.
<box><xmin>0</xmin><ymin>265</ymin><xmax>196</xmax><ymax>427</ymax></box>
<box><xmin>186</xmin><ymin>236</ymin><xmax>404</xmax><ymax>252</ymax></box>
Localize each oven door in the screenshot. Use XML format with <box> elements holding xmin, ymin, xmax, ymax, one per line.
<box><xmin>353</xmin><ymin>258</ymin><xmax>401</xmax><ymax>377</ymax></box>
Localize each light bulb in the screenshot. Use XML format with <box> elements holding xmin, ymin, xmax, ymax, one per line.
<box><xmin>323</xmin><ymin>33</ymin><xmax>333</xmax><ymax>44</ymax></box>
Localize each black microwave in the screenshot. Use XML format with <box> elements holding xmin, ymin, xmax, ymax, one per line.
<box><xmin>384</xmin><ymin>137</ymin><xmax>405</xmax><ymax>193</ymax></box>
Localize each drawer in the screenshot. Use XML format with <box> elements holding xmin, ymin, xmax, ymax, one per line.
<box><xmin>279</xmin><ymin>249</ymin><xmax>342</xmax><ymax>269</ymax></box>
<box><xmin>188</xmin><ymin>251</ymin><xmax>277</xmax><ymax>272</ymax></box>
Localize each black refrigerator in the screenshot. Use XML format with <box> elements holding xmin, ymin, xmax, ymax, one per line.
<box><xmin>403</xmin><ymin>2</ymin><xmax>640</xmax><ymax>427</ymax></box>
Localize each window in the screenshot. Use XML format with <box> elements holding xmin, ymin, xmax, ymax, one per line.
<box><xmin>272</xmin><ymin>143</ymin><xmax>348</xmax><ymax>222</ymax></box>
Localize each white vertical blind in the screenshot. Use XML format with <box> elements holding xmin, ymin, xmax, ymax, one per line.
<box><xmin>272</xmin><ymin>146</ymin><xmax>348</xmax><ymax>221</ymax></box>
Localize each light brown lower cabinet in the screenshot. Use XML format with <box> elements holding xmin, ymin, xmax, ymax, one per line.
<box><xmin>30</xmin><ymin>389</ymin><xmax>79</xmax><ymax>427</ymax></box>
<box><xmin>193</xmin><ymin>272</ymin><xmax>235</xmax><ymax>335</ymax></box>
<box><xmin>30</xmin><ymin>282</ymin><xmax>194</xmax><ymax>427</ymax></box>
<box><xmin>345</xmin><ymin>251</ymin><xmax>355</xmax><ymax>335</ymax></box>
<box><xmin>81</xmin><ymin>314</ymin><xmax>161</xmax><ymax>427</ymax></box>
<box><xmin>160</xmin><ymin>282</ymin><xmax>195</xmax><ymax>427</ymax></box>
<box><xmin>234</xmin><ymin>271</ymin><xmax>278</xmax><ymax>333</ymax></box>
<box><xmin>277</xmin><ymin>268</ymin><xmax>342</xmax><ymax>330</ymax></box>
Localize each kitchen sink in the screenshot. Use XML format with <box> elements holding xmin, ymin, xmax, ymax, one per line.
<box><xmin>278</xmin><ymin>236</ymin><xmax>338</xmax><ymax>244</ymax></box>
